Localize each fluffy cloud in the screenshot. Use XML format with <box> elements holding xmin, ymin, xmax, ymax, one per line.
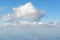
<box><xmin>0</xmin><ymin>2</ymin><xmax>60</xmax><ymax>26</ymax></box>
<box><xmin>1</xmin><ymin>2</ymin><xmax>60</xmax><ymax>28</ymax></box>
<box><xmin>2</xmin><ymin>2</ymin><xmax>45</xmax><ymax>22</ymax></box>
<box><xmin>13</xmin><ymin>2</ymin><xmax>45</xmax><ymax>22</ymax></box>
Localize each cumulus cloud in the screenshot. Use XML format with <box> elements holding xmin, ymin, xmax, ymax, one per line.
<box><xmin>13</xmin><ymin>2</ymin><xmax>45</xmax><ymax>22</ymax></box>
<box><xmin>2</xmin><ymin>2</ymin><xmax>45</xmax><ymax>23</ymax></box>
<box><xmin>0</xmin><ymin>2</ymin><xmax>60</xmax><ymax>28</ymax></box>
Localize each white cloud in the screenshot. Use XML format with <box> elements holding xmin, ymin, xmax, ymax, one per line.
<box><xmin>2</xmin><ymin>14</ymin><xmax>16</xmax><ymax>22</ymax></box>
<box><xmin>13</xmin><ymin>2</ymin><xmax>46</xmax><ymax>22</ymax></box>
<box><xmin>0</xmin><ymin>2</ymin><xmax>60</xmax><ymax>28</ymax></box>
<box><xmin>0</xmin><ymin>2</ymin><xmax>59</xmax><ymax>26</ymax></box>
<box><xmin>2</xmin><ymin>2</ymin><xmax>46</xmax><ymax>23</ymax></box>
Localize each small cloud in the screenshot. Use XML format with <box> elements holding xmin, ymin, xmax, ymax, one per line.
<box><xmin>2</xmin><ymin>14</ymin><xmax>14</xmax><ymax>22</ymax></box>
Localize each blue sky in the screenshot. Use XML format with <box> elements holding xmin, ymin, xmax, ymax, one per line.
<box><xmin>0</xmin><ymin>0</ymin><xmax>60</xmax><ymax>22</ymax></box>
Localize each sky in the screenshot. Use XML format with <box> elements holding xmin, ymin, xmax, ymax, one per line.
<box><xmin>0</xmin><ymin>0</ymin><xmax>60</xmax><ymax>22</ymax></box>
<box><xmin>0</xmin><ymin>0</ymin><xmax>60</xmax><ymax>40</ymax></box>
